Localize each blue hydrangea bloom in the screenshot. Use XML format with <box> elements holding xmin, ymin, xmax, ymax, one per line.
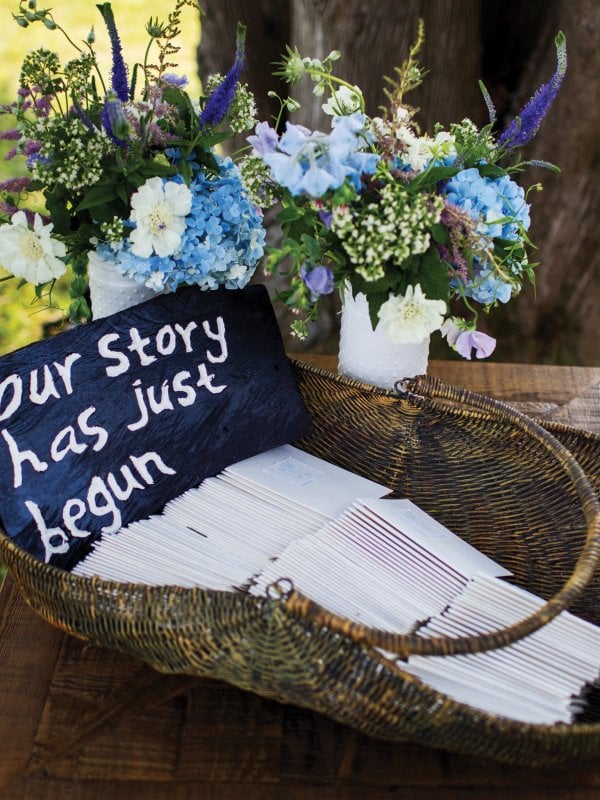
<box><xmin>442</xmin><ymin>168</ymin><xmax>530</xmax><ymax>241</ymax></box>
<box><xmin>253</xmin><ymin>112</ymin><xmax>379</xmax><ymax>198</ymax></box>
<box><xmin>102</xmin><ymin>157</ymin><xmax>265</xmax><ymax>292</ymax></box>
<box><xmin>464</xmin><ymin>267</ymin><xmax>512</xmax><ymax>305</ymax></box>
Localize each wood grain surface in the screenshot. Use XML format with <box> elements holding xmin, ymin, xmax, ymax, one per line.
<box><xmin>1</xmin><ymin>358</ymin><xmax>599</xmax><ymax>800</ymax></box>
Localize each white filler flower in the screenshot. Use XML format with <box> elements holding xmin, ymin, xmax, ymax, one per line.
<box><xmin>128</xmin><ymin>177</ymin><xmax>193</xmax><ymax>258</ymax></box>
<box><xmin>377</xmin><ymin>284</ymin><xmax>446</xmax><ymax>344</ymax></box>
<box><xmin>0</xmin><ymin>211</ymin><xmax>66</xmax><ymax>284</ymax></box>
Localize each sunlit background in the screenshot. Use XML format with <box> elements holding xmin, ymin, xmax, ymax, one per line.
<box><xmin>0</xmin><ymin>0</ymin><xmax>201</xmax><ymax>354</ymax></box>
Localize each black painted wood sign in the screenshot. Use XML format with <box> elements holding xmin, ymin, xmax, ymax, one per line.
<box><xmin>0</xmin><ymin>285</ymin><xmax>311</xmax><ymax>569</ymax></box>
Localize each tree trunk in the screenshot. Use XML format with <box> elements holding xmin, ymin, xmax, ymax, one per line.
<box><xmin>487</xmin><ymin>0</ymin><xmax>600</xmax><ymax>366</ymax></box>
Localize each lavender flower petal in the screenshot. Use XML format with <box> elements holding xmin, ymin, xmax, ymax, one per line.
<box><xmin>301</xmin><ymin>264</ymin><xmax>334</xmax><ymax>300</ymax></box>
<box><xmin>199</xmin><ymin>23</ymin><xmax>246</xmax><ymax>128</ymax></box>
<box><xmin>498</xmin><ymin>31</ymin><xmax>567</xmax><ymax>150</ymax></box>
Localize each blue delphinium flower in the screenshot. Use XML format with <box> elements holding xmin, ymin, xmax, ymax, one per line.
<box><xmin>247</xmin><ymin>121</ymin><xmax>279</xmax><ymax>156</ymax></box>
<box><xmin>498</xmin><ymin>32</ymin><xmax>567</xmax><ymax>151</ymax></box>
<box><xmin>200</xmin><ymin>23</ymin><xmax>246</xmax><ymax>128</ymax></box>
<box><xmin>105</xmin><ymin>157</ymin><xmax>265</xmax><ymax>292</ymax></box>
<box><xmin>97</xmin><ymin>3</ymin><xmax>129</xmax><ymax>103</ymax></box>
<box><xmin>252</xmin><ymin>111</ymin><xmax>378</xmax><ymax>198</ymax></box>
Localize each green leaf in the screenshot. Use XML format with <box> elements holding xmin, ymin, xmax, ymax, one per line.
<box><xmin>408</xmin><ymin>165</ymin><xmax>458</xmax><ymax>193</ymax></box>
<box><xmin>116</xmin><ymin>184</ymin><xmax>129</xmax><ymax>205</ymax></box>
<box><xmin>366</xmin><ymin>291</ymin><xmax>389</xmax><ymax>330</ymax></box>
<box><xmin>478</xmin><ymin>163</ymin><xmax>506</xmax><ymax>179</ymax></box>
<box><xmin>430</xmin><ymin>222</ymin><xmax>449</xmax><ymax>245</ymax></box>
<box><xmin>75</xmin><ymin>183</ymin><xmax>119</xmax><ymax>212</ymax></box>
<box><xmin>45</xmin><ymin>193</ymin><xmax>72</xmax><ymax>235</ymax></box>
<box><xmin>300</xmin><ymin>233</ymin><xmax>321</xmax><ymax>261</ymax></box>
<box><xmin>135</xmin><ymin>160</ymin><xmax>176</xmax><ymax>178</ymax></box>
<box><xmin>415</xmin><ymin>250</ymin><xmax>450</xmax><ymax>301</ymax></box>
<box><xmin>277</xmin><ymin>206</ymin><xmax>304</xmax><ymax>223</ymax></box>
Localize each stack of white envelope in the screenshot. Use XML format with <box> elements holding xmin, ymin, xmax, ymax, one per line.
<box><xmin>73</xmin><ymin>445</ymin><xmax>389</xmax><ymax>589</ymax></box>
<box><xmin>73</xmin><ymin>445</ymin><xmax>600</xmax><ymax>725</ymax></box>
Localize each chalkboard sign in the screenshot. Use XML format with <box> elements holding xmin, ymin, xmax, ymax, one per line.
<box><xmin>0</xmin><ymin>285</ymin><xmax>312</xmax><ymax>569</ymax></box>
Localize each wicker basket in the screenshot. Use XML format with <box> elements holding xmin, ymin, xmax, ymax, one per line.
<box><xmin>1</xmin><ymin>359</ymin><xmax>600</xmax><ymax>767</ymax></box>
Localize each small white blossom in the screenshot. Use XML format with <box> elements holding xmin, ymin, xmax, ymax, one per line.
<box><xmin>321</xmin><ymin>85</ymin><xmax>362</xmax><ymax>116</ymax></box>
<box><xmin>0</xmin><ymin>212</ymin><xmax>66</xmax><ymax>285</ymax></box>
<box><xmin>395</xmin><ymin>126</ymin><xmax>430</xmax><ymax>172</ymax></box>
<box><xmin>128</xmin><ymin>177</ymin><xmax>193</xmax><ymax>258</ymax></box>
<box><xmin>377</xmin><ymin>284</ymin><xmax>446</xmax><ymax>343</ymax></box>
<box><xmin>144</xmin><ymin>271</ymin><xmax>166</xmax><ymax>291</ymax></box>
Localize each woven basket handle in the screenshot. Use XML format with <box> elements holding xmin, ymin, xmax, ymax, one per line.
<box><xmin>281</xmin><ymin>374</ymin><xmax>600</xmax><ymax>659</ymax></box>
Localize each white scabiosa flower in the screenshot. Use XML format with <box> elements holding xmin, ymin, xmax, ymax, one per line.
<box><xmin>128</xmin><ymin>177</ymin><xmax>193</xmax><ymax>258</ymax></box>
<box><xmin>0</xmin><ymin>211</ymin><xmax>66</xmax><ymax>284</ymax></box>
<box><xmin>377</xmin><ymin>284</ymin><xmax>446</xmax><ymax>344</ymax></box>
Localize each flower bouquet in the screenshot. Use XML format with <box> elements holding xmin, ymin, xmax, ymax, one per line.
<box><xmin>0</xmin><ymin>1</ymin><xmax>265</xmax><ymax>321</ymax></box>
<box><xmin>246</xmin><ymin>23</ymin><xmax>567</xmax><ymax>381</ymax></box>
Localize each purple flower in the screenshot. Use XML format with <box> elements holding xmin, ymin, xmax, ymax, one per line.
<box><xmin>318</xmin><ymin>209</ymin><xmax>333</xmax><ymax>228</ymax></box>
<box><xmin>97</xmin><ymin>3</ymin><xmax>129</xmax><ymax>102</ymax></box>
<box><xmin>71</xmin><ymin>101</ymin><xmax>97</xmax><ymax>134</ymax></box>
<box><xmin>0</xmin><ymin>177</ymin><xmax>31</xmax><ymax>193</ymax></box>
<box><xmin>248</xmin><ymin>121</ymin><xmax>279</xmax><ymax>156</ymax></box>
<box><xmin>0</xmin><ymin>129</ymin><xmax>20</xmax><ymax>141</ymax></box>
<box><xmin>442</xmin><ymin>319</ymin><xmax>496</xmax><ymax>360</ymax></box>
<box><xmin>301</xmin><ymin>264</ymin><xmax>334</xmax><ymax>300</ymax></box>
<box><xmin>455</xmin><ymin>329</ymin><xmax>496</xmax><ymax>360</ymax></box>
<box><xmin>498</xmin><ymin>32</ymin><xmax>567</xmax><ymax>151</ymax></box>
<box><xmin>101</xmin><ymin>94</ymin><xmax>131</xmax><ymax>146</ymax></box>
<box><xmin>200</xmin><ymin>23</ymin><xmax>246</xmax><ymax>128</ymax></box>
<box><xmin>161</xmin><ymin>73</ymin><xmax>189</xmax><ymax>88</ymax></box>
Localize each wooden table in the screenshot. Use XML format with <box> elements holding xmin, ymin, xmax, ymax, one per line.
<box><xmin>1</xmin><ymin>358</ymin><xmax>599</xmax><ymax>800</ymax></box>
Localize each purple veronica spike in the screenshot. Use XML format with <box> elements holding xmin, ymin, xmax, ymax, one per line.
<box><xmin>0</xmin><ymin>129</ymin><xmax>20</xmax><ymax>141</ymax></box>
<box><xmin>71</xmin><ymin>101</ymin><xmax>97</xmax><ymax>133</ymax></box>
<box><xmin>0</xmin><ymin>176</ymin><xmax>31</xmax><ymax>193</ymax></box>
<box><xmin>199</xmin><ymin>23</ymin><xmax>246</xmax><ymax>128</ymax></box>
<box><xmin>97</xmin><ymin>3</ymin><xmax>129</xmax><ymax>102</ymax></box>
<box><xmin>498</xmin><ymin>31</ymin><xmax>567</xmax><ymax>151</ymax></box>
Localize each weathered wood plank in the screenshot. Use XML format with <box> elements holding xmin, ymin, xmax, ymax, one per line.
<box><xmin>0</xmin><ymin>573</ymin><xmax>64</xmax><ymax>794</ymax></box>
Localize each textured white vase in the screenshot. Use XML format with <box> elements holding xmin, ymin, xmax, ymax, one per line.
<box><xmin>338</xmin><ymin>287</ymin><xmax>430</xmax><ymax>390</ymax></box>
<box><xmin>87</xmin><ymin>251</ymin><xmax>161</xmax><ymax>320</ymax></box>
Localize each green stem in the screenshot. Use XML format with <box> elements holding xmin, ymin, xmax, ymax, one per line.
<box><xmin>304</xmin><ymin>68</ymin><xmax>365</xmax><ymax>113</ymax></box>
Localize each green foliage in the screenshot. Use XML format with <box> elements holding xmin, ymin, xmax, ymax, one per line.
<box><xmin>0</xmin><ymin>0</ymin><xmax>201</xmax><ymax>356</ymax></box>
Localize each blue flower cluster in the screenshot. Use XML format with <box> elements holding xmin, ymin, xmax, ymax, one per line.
<box><xmin>442</xmin><ymin>168</ymin><xmax>531</xmax><ymax>240</ymax></box>
<box><xmin>442</xmin><ymin>168</ymin><xmax>531</xmax><ymax>305</ymax></box>
<box><xmin>249</xmin><ymin>112</ymin><xmax>379</xmax><ymax>197</ymax></box>
<box><xmin>103</xmin><ymin>158</ymin><xmax>265</xmax><ymax>292</ymax></box>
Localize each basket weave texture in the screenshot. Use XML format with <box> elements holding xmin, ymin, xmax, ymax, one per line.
<box><xmin>1</xmin><ymin>359</ymin><xmax>600</xmax><ymax>767</ymax></box>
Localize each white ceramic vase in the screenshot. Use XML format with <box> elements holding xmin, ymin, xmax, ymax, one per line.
<box><xmin>338</xmin><ymin>286</ymin><xmax>430</xmax><ymax>390</ymax></box>
<box><xmin>87</xmin><ymin>251</ymin><xmax>161</xmax><ymax>320</ymax></box>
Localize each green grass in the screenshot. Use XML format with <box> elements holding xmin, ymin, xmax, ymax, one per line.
<box><xmin>0</xmin><ymin>0</ymin><xmax>201</xmax><ymax>355</ymax></box>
